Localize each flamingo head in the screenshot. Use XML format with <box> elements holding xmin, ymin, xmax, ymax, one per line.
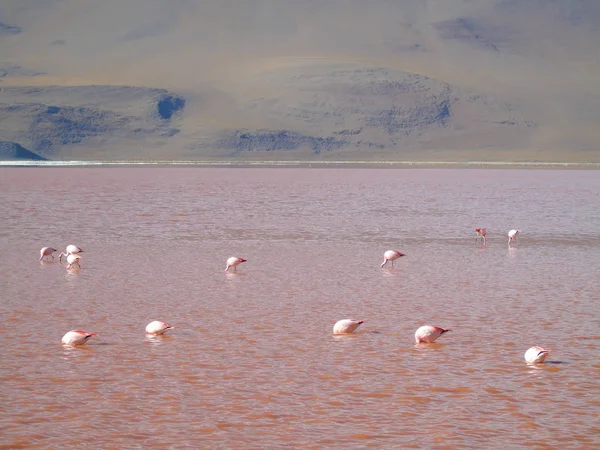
<box><xmin>72</xmin><ymin>330</ymin><xmax>96</xmax><ymax>338</ymax></box>
<box><xmin>433</xmin><ymin>326</ymin><xmax>451</xmax><ymax>335</ymax></box>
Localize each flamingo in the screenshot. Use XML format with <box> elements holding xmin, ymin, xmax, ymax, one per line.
<box><xmin>381</xmin><ymin>250</ymin><xmax>405</xmax><ymax>268</ymax></box>
<box><xmin>39</xmin><ymin>247</ymin><xmax>58</xmax><ymax>261</ymax></box>
<box><xmin>145</xmin><ymin>321</ymin><xmax>174</xmax><ymax>335</ymax></box>
<box><xmin>508</xmin><ymin>229</ymin><xmax>520</xmax><ymax>246</ymax></box>
<box><xmin>59</xmin><ymin>245</ymin><xmax>84</xmax><ymax>262</ymax></box>
<box><xmin>61</xmin><ymin>330</ymin><xmax>96</xmax><ymax>346</ymax></box>
<box><xmin>333</xmin><ymin>319</ymin><xmax>365</xmax><ymax>335</ymax></box>
<box><xmin>475</xmin><ymin>228</ymin><xmax>487</xmax><ymax>245</ymax></box>
<box><xmin>66</xmin><ymin>253</ymin><xmax>81</xmax><ymax>269</ymax></box>
<box><xmin>414</xmin><ymin>325</ymin><xmax>452</xmax><ymax>343</ymax></box>
<box><xmin>524</xmin><ymin>346</ymin><xmax>549</xmax><ymax>364</ymax></box>
<box><xmin>225</xmin><ymin>256</ymin><xmax>247</xmax><ymax>272</ymax></box>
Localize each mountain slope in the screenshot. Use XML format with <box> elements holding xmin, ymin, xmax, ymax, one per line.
<box><xmin>1</xmin><ymin>0</ymin><xmax>599</xmax><ymax>161</ymax></box>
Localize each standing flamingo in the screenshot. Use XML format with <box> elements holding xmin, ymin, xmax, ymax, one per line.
<box><xmin>524</xmin><ymin>346</ymin><xmax>549</xmax><ymax>364</ymax></box>
<box><xmin>333</xmin><ymin>319</ymin><xmax>365</xmax><ymax>335</ymax></box>
<box><xmin>66</xmin><ymin>253</ymin><xmax>81</xmax><ymax>269</ymax></box>
<box><xmin>61</xmin><ymin>330</ymin><xmax>96</xmax><ymax>346</ymax></box>
<box><xmin>59</xmin><ymin>245</ymin><xmax>84</xmax><ymax>262</ymax></box>
<box><xmin>414</xmin><ymin>325</ymin><xmax>452</xmax><ymax>343</ymax></box>
<box><xmin>225</xmin><ymin>256</ymin><xmax>247</xmax><ymax>272</ymax></box>
<box><xmin>508</xmin><ymin>229</ymin><xmax>520</xmax><ymax>246</ymax></box>
<box><xmin>145</xmin><ymin>321</ymin><xmax>175</xmax><ymax>335</ymax></box>
<box><xmin>475</xmin><ymin>228</ymin><xmax>487</xmax><ymax>245</ymax></box>
<box><xmin>39</xmin><ymin>247</ymin><xmax>58</xmax><ymax>261</ymax></box>
<box><xmin>381</xmin><ymin>250</ymin><xmax>405</xmax><ymax>268</ymax></box>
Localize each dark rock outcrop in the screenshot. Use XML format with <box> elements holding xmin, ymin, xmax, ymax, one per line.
<box><xmin>0</xmin><ymin>21</ymin><xmax>21</xmax><ymax>36</ymax></box>
<box><xmin>0</xmin><ymin>141</ymin><xmax>47</xmax><ymax>160</ymax></box>
<box><xmin>217</xmin><ymin>129</ymin><xmax>346</xmax><ymax>154</ymax></box>
<box><xmin>28</xmin><ymin>105</ymin><xmax>129</xmax><ymax>153</ymax></box>
<box><xmin>433</xmin><ymin>16</ymin><xmax>522</xmax><ymax>52</ymax></box>
<box><xmin>366</xmin><ymin>95</ymin><xmax>452</xmax><ymax>136</ymax></box>
<box><xmin>157</xmin><ymin>95</ymin><xmax>185</xmax><ymax>119</ymax></box>
<box><xmin>0</xmin><ymin>65</ymin><xmax>44</xmax><ymax>77</ymax></box>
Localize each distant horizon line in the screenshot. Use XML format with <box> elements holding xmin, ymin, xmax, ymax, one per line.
<box><xmin>1</xmin><ymin>160</ymin><xmax>599</xmax><ymax>169</ymax></box>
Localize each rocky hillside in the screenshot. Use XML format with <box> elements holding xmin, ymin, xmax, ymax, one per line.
<box><xmin>0</xmin><ymin>0</ymin><xmax>599</xmax><ymax>162</ymax></box>
<box><xmin>0</xmin><ymin>86</ymin><xmax>184</xmax><ymax>159</ymax></box>
<box><xmin>195</xmin><ymin>63</ymin><xmax>532</xmax><ymax>160</ymax></box>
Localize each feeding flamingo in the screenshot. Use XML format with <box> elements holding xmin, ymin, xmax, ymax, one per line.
<box><xmin>414</xmin><ymin>325</ymin><xmax>452</xmax><ymax>343</ymax></box>
<box><xmin>145</xmin><ymin>321</ymin><xmax>175</xmax><ymax>335</ymax></box>
<box><xmin>380</xmin><ymin>250</ymin><xmax>405</xmax><ymax>268</ymax></box>
<box><xmin>61</xmin><ymin>330</ymin><xmax>96</xmax><ymax>346</ymax></box>
<box><xmin>333</xmin><ymin>319</ymin><xmax>365</xmax><ymax>335</ymax></box>
<box><xmin>508</xmin><ymin>229</ymin><xmax>520</xmax><ymax>246</ymax></box>
<box><xmin>524</xmin><ymin>346</ymin><xmax>549</xmax><ymax>364</ymax></box>
<box><xmin>475</xmin><ymin>228</ymin><xmax>487</xmax><ymax>245</ymax></box>
<box><xmin>59</xmin><ymin>245</ymin><xmax>84</xmax><ymax>262</ymax></box>
<box><xmin>66</xmin><ymin>253</ymin><xmax>81</xmax><ymax>269</ymax></box>
<box><xmin>39</xmin><ymin>247</ymin><xmax>58</xmax><ymax>261</ymax></box>
<box><xmin>225</xmin><ymin>256</ymin><xmax>247</xmax><ymax>272</ymax></box>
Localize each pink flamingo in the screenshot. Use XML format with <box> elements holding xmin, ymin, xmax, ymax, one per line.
<box><xmin>66</xmin><ymin>253</ymin><xmax>81</xmax><ymax>269</ymax></box>
<box><xmin>414</xmin><ymin>325</ymin><xmax>452</xmax><ymax>343</ymax></box>
<box><xmin>225</xmin><ymin>256</ymin><xmax>247</xmax><ymax>272</ymax></box>
<box><xmin>145</xmin><ymin>321</ymin><xmax>174</xmax><ymax>335</ymax></box>
<box><xmin>39</xmin><ymin>247</ymin><xmax>58</xmax><ymax>261</ymax></box>
<box><xmin>61</xmin><ymin>330</ymin><xmax>96</xmax><ymax>346</ymax></box>
<box><xmin>524</xmin><ymin>346</ymin><xmax>549</xmax><ymax>364</ymax></box>
<box><xmin>333</xmin><ymin>319</ymin><xmax>365</xmax><ymax>335</ymax></box>
<box><xmin>381</xmin><ymin>250</ymin><xmax>405</xmax><ymax>268</ymax></box>
<box><xmin>508</xmin><ymin>229</ymin><xmax>520</xmax><ymax>246</ymax></box>
<box><xmin>475</xmin><ymin>228</ymin><xmax>487</xmax><ymax>245</ymax></box>
<box><xmin>59</xmin><ymin>245</ymin><xmax>84</xmax><ymax>262</ymax></box>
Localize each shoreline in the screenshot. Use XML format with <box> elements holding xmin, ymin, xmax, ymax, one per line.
<box><xmin>1</xmin><ymin>160</ymin><xmax>600</xmax><ymax>169</ymax></box>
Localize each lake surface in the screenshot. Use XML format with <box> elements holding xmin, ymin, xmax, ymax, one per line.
<box><xmin>0</xmin><ymin>168</ymin><xmax>598</xmax><ymax>449</ymax></box>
